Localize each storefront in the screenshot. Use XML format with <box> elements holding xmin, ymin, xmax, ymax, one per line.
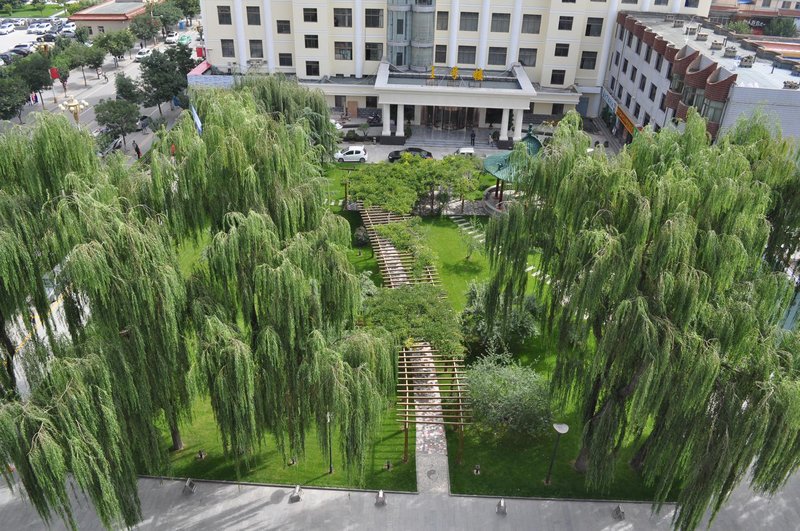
<box><xmin>614</xmin><ymin>106</ymin><xmax>638</xmax><ymax>145</ymax></box>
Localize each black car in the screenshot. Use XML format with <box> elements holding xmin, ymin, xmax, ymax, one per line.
<box><xmin>0</xmin><ymin>52</ymin><xmax>19</xmax><ymax>64</ymax></box>
<box><xmin>8</xmin><ymin>48</ymin><xmax>30</xmax><ymax>57</ymax></box>
<box><xmin>36</xmin><ymin>32</ymin><xmax>58</xmax><ymax>43</ymax></box>
<box><xmin>388</xmin><ymin>147</ymin><xmax>433</xmax><ymax>162</ymax></box>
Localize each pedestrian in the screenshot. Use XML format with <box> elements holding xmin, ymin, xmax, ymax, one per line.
<box><xmin>133</xmin><ymin>141</ymin><xmax>142</xmax><ymax>159</ymax></box>
<box><xmin>140</xmin><ymin>41</ymin><xmax>144</xmax><ymax>49</ymax></box>
<box><xmin>34</xmin><ymin>92</ymin><xmax>38</xmax><ymax>104</ymax></box>
<box><xmin>470</xmin><ymin>129</ymin><xmax>476</xmax><ymax>146</ymax></box>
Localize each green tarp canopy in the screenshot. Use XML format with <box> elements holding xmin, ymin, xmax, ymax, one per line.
<box><xmin>483</xmin><ymin>130</ymin><xmax>542</xmax><ymax>183</ymax></box>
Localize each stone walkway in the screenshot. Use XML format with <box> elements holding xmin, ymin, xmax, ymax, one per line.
<box><xmin>412</xmin><ymin>343</ymin><xmax>450</xmax><ymax>495</ymax></box>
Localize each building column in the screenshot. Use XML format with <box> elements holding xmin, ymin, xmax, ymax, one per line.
<box><xmin>671</xmin><ymin>0</ymin><xmax>681</xmax><ymax>13</ymax></box>
<box><xmin>642</xmin><ymin>0</ymin><xmax>652</xmax><ymax>11</ymax></box>
<box><xmin>354</xmin><ymin>0</ymin><xmax>364</xmax><ymax>77</ymax></box>
<box><xmin>595</xmin><ymin>0</ymin><xmax>621</xmax><ymax>88</ymax></box>
<box><xmin>507</xmin><ymin>0</ymin><xmax>523</xmax><ymax>67</ymax></box>
<box><xmin>262</xmin><ymin>0</ymin><xmax>276</xmax><ymax>73</ymax></box>
<box><xmin>499</xmin><ymin>108</ymin><xmax>510</xmax><ymax>140</ymax></box>
<box><xmin>447</xmin><ymin>0</ymin><xmax>460</xmax><ymax>66</ymax></box>
<box><xmin>477</xmin><ymin>0</ymin><xmax>491</xmax><ymax>68</ymax></box>
<box><xmin>232</xmin><ymin>1</ymin><xmax>248</xmax><ymax>73</ymax></box>
<box><xmin>512</xmin><ymin>110</ymin><xmax>524</xmax><ymax>140</ymax></box>
<box><xmin>396</xmin><ymin>104</ymin><xmax>405</xmax><ymax>136</ymax></box>
<box><xmin>382</xmin><ymin>104</ymin><xmax>391</xmax><ymax>136</ymax></box>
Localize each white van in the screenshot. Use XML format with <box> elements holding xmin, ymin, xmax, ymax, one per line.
<box><xmin>454</xmin><ymin>147</ymin><xmax>475</xmax><ymax>156</ymax></box>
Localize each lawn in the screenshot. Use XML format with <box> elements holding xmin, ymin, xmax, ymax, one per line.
<box><xmin>5</xmin><ymin>6</ymin><xmax>62</xmax><ymax>17</ymax></box>
<box><xmin>164</xmin><ymin>398</ymin><xmax>416</xmax><ymax>492</ymax></box>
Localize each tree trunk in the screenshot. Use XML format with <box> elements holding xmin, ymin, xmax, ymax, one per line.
<box><xmin>430</xmin><ymin>185</ymin><xmax>435</xmax><ymax>214</ymax></box>
<box><xmin>39</xmin><ymin>92</ymin><xmax>45</xmax><ymax>110</ymax></box>
<box><xmin>169</xmin><ymin>423</ymin><xmax>184</xmax><ymax>451</ymax></box>
<box><xmin>574</xmin><ymin>445</ymin><xmax>590</xmax><ymax>473</ymax></box>
<box><xmin>0</xmin><ymin>313</ymin><xmax>18</xmax><ymax>394</ymax></box>
<box><xmin>81</xmin><ymin>66</ymin><xmax>87</xmax><ymax>86</ymax></box>
<box><xmin>629</xmin><ymin>435</ymin><xmax>651</xmax><ymax>473</ymax></box>
<box><xmin>157</xmin><ymin>102</ymin><xmax>163</xmax><ymax>117</ymax></box>
<box><xmin>461</xmin><ymin>195</ymin><xmax>465</xmax><ymax>213</ymax></box>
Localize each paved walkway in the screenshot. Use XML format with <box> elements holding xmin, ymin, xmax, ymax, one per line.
<box><xmin>413</xmin><ymin>343</ymin><xmax>450</xmax><ymax>496</ymax></box>
<box><xmin>2</xmin><ymin>471</ymin><xmax>799</xmax><ymax>530</ymax></box>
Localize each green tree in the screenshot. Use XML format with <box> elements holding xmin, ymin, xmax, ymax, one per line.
<box><xmin>10</xmin><ymin>52</ymin><xmax>52</xmax><ymax>109</ymax></box>
<box><xmin>95</xmin><ymin>30</ymin><xmax>134</xmax><ymax>68</ymax></box>
<box><xmin>129</xmin><ymin>13</ymin><xmax>161</xmax><ymax>46</ymax></box>
<box><xmin>83</xmin><ymin>45</ymin><xmax>107</xmax><ymax>77</ymax></box>
<box><xmin>51</xmin><ymin>55</ymin><xmax>71</xmax><ymax>95</ymax></box>
<box><xmin>765</xmin><ymin>16</ymin><xmax>797</xmax><ymax>37</ymax></box>
<box><xmin>139</xmin><ymin>50</ymin><xmax>184</xmax><ymax>115</ymax></box>
<box><xmin>115</xmin><ymin>72</ymin><xmax>143</xmax><ymax>104</ymax></box>
<box><xmin>94</xmin><ymin>98</ymin><xmax>139</xmax><ymax>146</ymax></box>
<box><xmin>32</xmin><ymin>0</ymin><xmax>45</xmax><ymax>13</ymax></box>
<box><xmin>725</xmin><ymin>20</ymin><xmax>752</xmax><ymax>34</ymax></box>
<box><xmin>174</xmin><ymin>0</ymin><xmax>199</xmax><ymax>23</ymax></box>
<box><xmin>165</xmin><ymin>42</ymin><xmax>198</xmax><ymax>76</ymax></box>
<box><xmin>0</xmin><ymin>75</ymin><xmax>28</xmax><ymax>123</ymax></box>
<box><xmin>2</xmin><ymin>4</ymin><xmax>12</xmax><ymax>17</ymax></box>
<box><xmin>74</xmin><ymin>25</ymin><xmax>89</xmax><ymax>44</ymax></box>
<box><xmin>485</xmin><ymin>110</ymin><xmax>800</xmax><ymax>530</ymax></box>
<box><xmin>152</xmin><ymin>0</ymin><xmax>183</xmax><ymax>36</ymax></box>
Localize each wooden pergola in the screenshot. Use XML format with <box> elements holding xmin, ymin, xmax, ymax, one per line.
<box><xmin>396</xmin><ymin>342</ymin><xmax>471</xmax><ymax>465</ymax></box>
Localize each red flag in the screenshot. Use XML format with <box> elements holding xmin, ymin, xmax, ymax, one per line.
<box><xmin>49</xmin><ymin>67</ymin><xmax>59</xmax><ymax>80</ymax></box>
<box><xmin>195</xmin><ymin>47</ymin><xmax>205</xmax><ymax>58</ymax></box>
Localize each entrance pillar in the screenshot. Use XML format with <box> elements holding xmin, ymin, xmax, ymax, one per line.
<box><xmin>499</xmin><ymin>108</ymin><xmax>510</xmax><ymax>141</ymax></box>
<box><xmin>513</xmin><ymin>109</ymin><xmax>524</xmax><ymax>141</ymax></box>
<box><xmin>382</xmin><ymin>104</ymin><xmax>391</xmax><ymax>136</ymax></box>
<box><xmin>396</xmin><ymin>104</ymin><xmax>405</xmax><ymax>136</ymax></box>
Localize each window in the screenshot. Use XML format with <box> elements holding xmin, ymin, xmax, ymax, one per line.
<box><xmin>634</xmin><ymin>103</ymin><xmax>641</xmax><ymax>118</ymax></box>
<box><xmin>635</xmin><ymin>39</ymin><xmax>642</xmax><ymax>55</ymax></box>
<box><xmin>617</xmin><ymin>85</ymin><xmax>623</xmax><ymax>99</ymax></box>
<box><xmin>397</xmin><ymin>19</ymin><xmax>404</xmax><ymax>35</ymax></box>
<box><xmin>555</xmin><ymin>43</ymin><xmax>569</xmax><ymax>57</ymax></box>
<box><xmin>763</xmin><ymin>0</ymin><xmax>772</xmax><ymax>6</ymax></box>
<box><xmin>278</xmin><ymin>53</ymin><xmax>292</xmax><ymax>66</ymax></box>
<box><xmin>580</xmin><ymin>51</ymin><xmax>597</xmax><ymax>69</ymax></box>
<box><xmin>655</xmin><ymin>0</ymin><xmax>668</xmax><ymax>3</ymax></box>
<box><xmin>305</xmin><ymin>35</ymin><xmax>319</xmax><ymax>49</ymax></box>
<box><xmin>622</xmin><ymin>58</ymin><xmax>628</xmax><ymax>74</ymax></box>
<box><xmin>701</xmin><ymin>99</ymin><xmax>725</xmax><ymax>122</ymax></box>
<box><xmin>488</xmin><ymin>47</ymin><xmax>507</xmax><ymax>65</ymax></box>
<box><xmin>437</xmin><ymin>11</ymin><xmax>448</xmax><ymax>30</ymax></box>
<box><xmin>618</xmin><ymin>26</ymin><xmax>625</xmax><ymax>41</ymax></box>
<box><xmin>558</xmin><ymin>16</ymin><xmax>573</xmax><ymax>31</ymax></box>
<box><xmin>87</xmin><ymin>27</ymin><xmax>93</xmax><ymax>35</ymax></box>
<box><xmin>625</xmin><ymin>94</ymin><xmax>632</xmax><ymax>108</ymax></box>
<box><xmin>621</xmin><ymin>0</ymin><xmax>638</xmax><ymax>4</ymax></box>
<box><xmin>630</xmin><ymin>66</ymin><xmax>637</xmax><ymax>82</ymax></box>
<box><xmin>670</xmin><ymin>73</ymin><xmax>684</xmax><ymax>93</ymax></box>
<box><xmin>249</xmin><ymin>40</ymin><xmax>263</xmax><ymax>58</ymax></box>
<box><xmin>435</xmin><ymin>44</ymin><xmax>447</xmax><ymax>63</ymax></box>
<box><xmin>366</xmin><ymin>96</ymin><xmax>378</xmax><ymax>108</ymax></box>
<box><xmin>611</xmin><ymin>76</ymin><xmax>616</xmax><ymax>90</ymax></box>
<box><xmin>491</xmin><ymin>13</ymin><xmax>510</xmax><ymax>32</ymax></box>
<box><xmin>522</xmin><ymin>14</ymin><xmax>541</xmax><ymax>34</ymax></box>
<box><xmin>333</xmin><ymin>8</ymin><xmax>352</xmax><ymax>27</ymax></box>
<box><xmin>246</xmin><ymin>6</ymin><xmax>260</xmax><ymax>25</ymax></box>
<box><xmin>221</xmin><ymin>39</ymin><xmax>235</xmax><ymax>57</ymax></box>
<box><xmin>639</xmin><ymin>75</ymin><xmax>647</xmax><ymax>91</ymax></box>
<box><xmin>460</xmin><ymin>12</ymin><xmax>479</xmax><ymax>31</ymax></box>
<box><xmin>585</xmin><ymin>18</ymin><xmax>603</xmax><ymax>37</ymax></box>
<box><xmin>306</xmin><ymin>61</ymin><xmax>320</xmax><ymax>76</ymax></box>
<box><xmin>552</xmin><ymin>104</ymin><xmax>565</xmax><ymax>115</ymax></box>
<box><xmin>335</xmin><ymin>41</ymin><xmax>353</xmax><ymax>60</ymax></box>
<box><xmin>795</xmin><ymin>1</ymin><xmax>800</xmax><ymax>8</ymax></box>
<box><xmin>97</xmin><ymin>25</ymin><xmax>104</xmax><ymax>33</ymax></box>
<box><xmin>685</xmin><ymin>0</ymin><xmax>699</xmax><ymax>6</ymax></box>
<box><xmin>649</xmin><ymin>83</ymin><xmax>657</xmax><ymax>101</ymax></box>
<box><xmin>217</xmin><ymin>6</ymin><xmax>231</xmax><ymax>25</ymax></box>
<box><xmin>655</xmin><ymin>54</ymin><xmax>664</xmax><ymax>72</ymax></box>
<box><xmin>666</xmin><ymin>62</ymin><xmax>673</xmax><ymax>79</ymax></box>
<box><xmin>303</xmin><ymin>8</ymin><xmax>317</xmax><ymax>23</ymax></box>
<box><xmin>458</xmin><ymin>45</ymin><xmax>477</xmax><ymax>63</ymax></box>
<box><xmin>645</xmin><ymin>45</ymin><xmax>652</xmax><ymax>62</ymax></box>
<box><xmin>277</xmin><ymin>20</ymin><xmax>290</xmax><ymax>34</ymax></box>
<box><xmin>783</xmin><ymin>0</ymin><xmax>791</xmax><ymax>7</ymax></box>
<box><xmin>366</xmin><ymin>9</ymin><xmax>383</xmax><ymax>28</ymax></box>
<box><xmin>627</xmin><ymin>33</ymin><xmax>633</xmax><ymax>47</ymax></box>
<box><xmin>660</xmin><ymin>94</ymin><xmax>667</xmax><ymax>111</ymax></box>
<box><xmin>614</xmin><ymin>51</ymin><xmax>620</xmax><ymax>65</ymax></box>
<box><xmin>335</xmin><ymin>96</ymin><xmax>346</xmax><ymax>108</ymax></box>
<box><xmin>365</xmin><ymin>42</ymin><xmax>383</xmax><ymax>61</ymax></box>
<box><xmin>519</xmin><ymin>48</ymin><xmax>537</xmax><ymax>66</ymax></box>
<box><xmin>643</xmin><ymin>113</ymin><xmax>651</xmax><ymax>126</ymax></box>
<box><xmin>550</xmin><ymin>70</ymin><xmax>566</xmax><ymax>85</ymax></box>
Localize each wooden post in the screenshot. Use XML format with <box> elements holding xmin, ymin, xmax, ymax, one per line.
<box><xmin>457</xmin><ymin>426</ymin><xmax>464</xmax><ymax>465</ymax></box>
<box><xmin>403</xmin><ymin>423</ymin><xmax>409</xmax><ymax>463</ymax></box>
<box><xmin>494</xmin><ymin>178</ymin><xmax>500</xmax><ymax>198</ymax></box>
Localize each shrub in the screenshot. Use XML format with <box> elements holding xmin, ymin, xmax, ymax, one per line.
<box><xmin>373</xmin><ymin>218</ymin><xmax>436</xmax><ymax>277</ymax></box>
<box><xmin>467</xmin><ymin>353</ymin><xmax>551</xmax><ymax>438</ymax></box>
<box><xmin>353</xmin><ymin>225</ymin><xmax>370</xmax><ymax>247</ymax></box>
<box><xmin>725</xmin><ymin>20</ymin><xmax>751</xmax><ymax>34</ymax></box>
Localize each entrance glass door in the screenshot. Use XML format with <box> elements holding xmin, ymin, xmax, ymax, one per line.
<box><xmin>421</xmin><ymin>107</ymin><xmax>477</xmax><ymax>130</ymax></box>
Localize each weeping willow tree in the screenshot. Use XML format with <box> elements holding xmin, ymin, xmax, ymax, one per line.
<box><xmin>0</xmin><ymin>337</ymin><xmax>142</xmax><ymax>531</ymax></box>
<box><xmin>189</xmin><ymin>210</ymin><xmax>395</xmax><ymax>481</ymax></box>
<box><xmin>485</xmin><ymin>109</ymin><xmax>800</xmax><ymax>530</ymax></box>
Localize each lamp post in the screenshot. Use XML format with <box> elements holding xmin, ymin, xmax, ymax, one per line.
<box><xmin>59</xmin><ymin>96</ymin><xmax>90</xmax><ymax>124</ymax></box>
<box><xmin>326</xmin><ymin>411</ymin><xmax>333</xmax><ymax>474</ymax></box>
<box><xmin>544</xmin><ymin>423</ymin><xmax>569</xmax><ymax>486</ymax></box>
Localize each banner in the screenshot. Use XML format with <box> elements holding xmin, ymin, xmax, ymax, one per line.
<box><xmin>49</xmin><ymin>67</ymin><xmax>59</xmax><ymax>80</ymax></box>
<box><xmin>615</xmin><ymin>106</ymin><xmax>637</xmax><ymax>135</ymax></box>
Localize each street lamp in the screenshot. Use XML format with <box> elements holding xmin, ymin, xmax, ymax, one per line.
<box><xmin>544</xmin><ymin>423</ymin><xmax>569</xmax><ymax>486</ymax></box>
<box><xmin>59</xmin><ymin>96</ymin><xmax>90</xmax><ymax>124</ymax></box>
<box><xmin>326</xmin><ymin>411</ymin><xmax>334</xmax><ymax>474</ymax></box>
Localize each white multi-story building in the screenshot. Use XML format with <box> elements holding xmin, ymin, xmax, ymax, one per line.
<box><xmin>196</xmin><ymin>0</ymin><xmax>712</xmax><ymax>140</ymax></box>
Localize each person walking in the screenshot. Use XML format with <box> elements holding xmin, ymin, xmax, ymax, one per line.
<box><xmin>470</xmin><ymin>129</ymin><xmax>476</xmax><ymax>146</ymax></box>
<box><xmin>133</xmin><ymin>141</ymin><xmax>142</xmax><ymax>159</ymax></box>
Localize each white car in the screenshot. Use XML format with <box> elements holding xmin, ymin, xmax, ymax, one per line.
<box><xmin>0</xmin><ymin>23</ymin><xmax>14</xmax><ymax>35</ymax></box>
<box><xmin>35</xmin><ymin>23</ymin><xmax>52</xmax><ymax>34</ymax></box>
<box><xmin>329</xmin><ymin>119</ymin><xmax>343</xmax><ymax>130</ymax></box>
<box><xmin>27</xmin><ymin>23</ymin><xmax>41</xmax><ymax>34</ymax></box>
<box><xmin>334</xmin><ymin>145</ymin><xmax>368</xmax><ymax>163</ymax></box>
<box><xmin>13</xmin><ymin>19</ymin><xmax>27</xmax><ymax>29</ymax></box>
<box><xmin>61</xmin><ymin>22</ymin><xmax>76</xmax><ymax>32</ymax></box>
<box><xmin>164</xmin><ymin>31</ymin><xmax>179</xmax><ymax>44</ymax></box>
<box><xmin>134</xmin><ymin>47</ymin><xmax>152</xmax><ymax>61</ymax></box>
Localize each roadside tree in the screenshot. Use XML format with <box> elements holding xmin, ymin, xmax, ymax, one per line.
<box><xmin>0</xmin><ymin>75</ymin><xmax>27</xmax><ymax>123</ymax></box>
<box><xmin>94</xmin><ymin>98</ymin><xmax>139</xmax><ymax>147</ymax></box>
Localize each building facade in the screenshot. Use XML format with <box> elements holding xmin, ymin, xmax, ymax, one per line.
<box><xmin>603</xmin><ymin>12</ymin><xmax>800</xmax><ymax>142</ymax></box>
<box><xmin>197</xmin><ymin>0</ymin><xmax>712</xmax><ymax>137</ymax></box>
<box><xmin>70</xmin><ymin>0</ymin><xmax>157</xmax><ymax>36</ymax></box>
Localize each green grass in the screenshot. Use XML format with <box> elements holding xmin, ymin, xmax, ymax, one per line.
<box><xmin>5</xmin><ymin>6</ymin><xmax>62</xmax><ymax>17</ymax></box>
<box><xmin>165</xmin><ymin>398</ymin><xmax>416</xmax><ymax>491</ymax></box>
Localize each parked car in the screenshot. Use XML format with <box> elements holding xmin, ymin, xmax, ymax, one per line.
<box><xmin>0</xmin><ymin>23</ymin><xmax>15</xmax><ymax>35</ymax></box>
<box><xmin>13</xmin><ymin>19</ymin><xmax>27</xmax><ymax>29</ymax></box>
<box><xmin>134</xmin><ymin>47</ymin><xmax>152</xmax><ymax>61</ymax></box>
<box><xmin>98</xmin><ymin>136</ymin><xmax>124</xmax><ymax>158</ymax></box>
<box><xmin>334</xmin><ymin>145</ymin><xmax>368</xmax><ymax>163</ymax></box>
<box><xmin>164</xmin><ymin>31</ymin><xmax>179</xmax><ymax>44</ymax></box>
<box><xmin>8</xmin><ymin>48</ymin><xmax>30</xmax><ymax>57</ymax></box>
<box><xmin>388</xmin><ymin>147</ymin><xmax>433</xmax><ymax>162</ymax></box>
<box><xmin>59</xmin><ymin>30</ymin><xmax>75</xmax><ymax>38</ymax></box>
<box><xmin>13</xmin><ymin>43</ymin><xmax>33</xmax><ymax>52</ymax></box>
<box><xmin>27</xmin><ymin>23</ymin><xmax>42</xmax><ymax>34</ymax></box>
<box><xmin>136</xmin><ymin>115</ymin><xmax>151</xmax><ymax>132</ymax></box>
<box><xmin>329</xmin><ymin>119</ymin><xmax>343</xmax><ymax>130</ymax></box>
<box><xmin>36</xmin><ymin>32</ymin><xmax>58</xmax><ymax>43</ymax></box>
<box><xmin>177</xmin><ymin>34</ymin><xmax>191</xmax><ymax>46</ymax></box>
<box><xmin>61</xmin><ymin>22</ymin><xmax>76</xmax><ymax>32</ymax></box>
<box><xmin>454</xmin><ymin>147</ymin><xmax>475</xmax><ymax>156</ymax></box>
<box><xmin>0</xmin><ymin>52</ymin><xmax>19</xmax><ymax>64</ymax></box>
<box><xmin>35</xmin><ymin>23</ymin><xmax>52</xmax><ymax>34</ymax></box>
